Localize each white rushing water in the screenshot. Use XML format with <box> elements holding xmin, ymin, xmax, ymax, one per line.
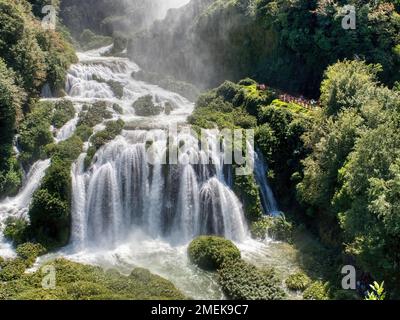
<box><xmin>1</xmin><ymin>45</ymin><xmax>282</xmax><ymax>299</ymax></box>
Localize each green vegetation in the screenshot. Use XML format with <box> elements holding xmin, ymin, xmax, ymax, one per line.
<box><xmin>52</xmin><ymin>99</ymin><xmax>75</xmax><ymax>128</ymax></box>
<box><xmin>218</xmin><ymin>259</ymin><xmax>285</xmax><ymax>300</ymax></box>
<box><xmin>285</xmin><ymin>272</ymin><xmax>311</xmax><ymax>292</ymax></box>
<box><xmin>132</xmin><ymin>95</ymin><xmax>163</xmax><ymax>117</ymax></box>
<box><xmin>84</xmin><ymin>119</ymin><xmax>125</xmax><ymax>169</ymax></box>
<box><xmin>188</xmin><ymin>236</ymin><xmax>285</xmax><ymax>300</ymax></box>
<box><xmin>251</xmin><ymin>215</ymin><xmax>294</xmax><ymax>243</ymax></box>
<box><xmin>129</xmin><ymin>0</ymin><xmax>400</xmax><ymax>96</ymax></box>
<box><xmin>15</xmin><ymin>242</ymin><xmax>46</xmax><ymax>267</ymax></box>
<box><xmin>0</xmin><ymin>258</ymin><xmax>185</xmax><ymax>300</ymax></box>
<box><xmin>78</xmin><ymin>29</ymin><xmax>113</xmax><ymax>51</ymax></box>
<box><xmin>78</xmin><ymin>101</ymin><xmax>112</xmax><ymax>127</ymax></box>
<box><xmin>3</xmin><ymin>217</ymin><xmax>29</xmax><ymax>245</ymax></box>
<box><xmin>188</xmin><ymin>236</ymin><xmax>241</xmax><ymax>271</ymax></box>
<box><xmin>18</xmin><ymin>101</ymin><xmax>54</xmax><ymax>167</ymax></box>
<box><xmin>302</xmin><ymin>281</ymin><xmax>330</xmax><ymax>300</ymax></box>
<box><xmin>365</xmin><ymin>282</ymin><xmax>386</xmax><ymax>301</ymax></box>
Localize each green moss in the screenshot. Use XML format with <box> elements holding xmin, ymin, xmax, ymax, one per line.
<box><xmin>285</xmin><ymin>272</ymin><xmax>311</xmax><ymax>292</ymax></box>
<box><xmin>132</xmin><ymin>95</ymin><xmax>163</xmax><ymax>116</ymax></box>
<box><xmin>218</xmin><ymin>259</ymin><xmax>285</xmax><ymax>300</ymax></box>
<box><xmin>303</xmin><ymin>281</ymin><xmax>330</xmax><ymax>300</ymax></box>
<box><xmin>92</xmin><ymin>75</ymin><xmax>124</xmax><ymax>99</ymax></box>
<box><xmin>188</xmin><ymin>236</ymin><xmax>241</xmax><ymax>271</ymax></box>
<box><xmin>0</xmin><ymin>259</ymin><xmax>185</xmax><ymax>300</ymax></box>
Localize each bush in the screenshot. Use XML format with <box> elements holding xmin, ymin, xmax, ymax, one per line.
<box><xmin>75</xmin><ymin>125</ymin><xmax>93</xmax><ymax>142</ymax></box>
<box><xmin>188</xmin><ymin>236</ymin><xmax>241</xmax><ymax>271</ymax></box>
<box><xmin>285</xmin><ymin>272</ymin><xmax>311</xmax><ymax>291</ymax></box>
<box><xmin>78</xmin><ymin>101</ymin><xmax>112</xmax><ymax>127</ymax></box>
<box><xmin>16</xmin><ymin>243</ymin><xmax>46</xmax><ymax>268</ymax></box>
<box><xmin>0</xmin><ymin>258</ymin><xmax>26</xmax><ymax>281</ymax></box>
<box><xmin>218</xmin><ymin>259</ymin><xmax>285</xmax><ymax>300</ymax></box>
<box><xmin>132</xmin><ymin>95</ymin><xmax>162</xmax><ymax>116</ymax></box>
<box><xmin>18</xmin><ymin>101</ymin><xmax>54</xmax><ymax>166</ymax></box>
<box><xmin>303</xmin><ymin>281</ymin><xmax>330</xmax><ymax>300</ymax></box>
<box><xmin>234</xmin><ymin>174</ymin><xmax>263</xmax><ymax>222</ymax></box>
<box><xmin>250</xmin><ymin>215</ymin><xmax>294</xmax><ymax>243</ymax></box>
<box><xmin>52</xmin><ymin>99</ymin><xmax>75</xmax><ymax>128</ymax></box>
<box><xmin>3</xmin><ymin>217</ymin><xmax>29</xmax><ymax>245</ymax></box>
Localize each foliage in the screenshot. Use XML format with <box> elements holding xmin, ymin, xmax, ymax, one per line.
<box><xmin>52</xmin><ymin>99</ymin><xmax>75</xmax><ymax>128</ymax></box>
<box><xmin>132</xmin><ymin>95</ymin><xmax>163</xmax><ymax>117</ymax></box>
<box><xmin>234</xmin><ymin>174</ymin><xmax>263</xmax><ymax>222</ymax></box>
<box><xmin>78</xmin><ymin>29</ymin><xmax>112</xmax><ymax>51</ymax></box>
<box><xmin>365</xmin><ymin>281</ymin><xmax>386</xmax><ymax>300</ymax></box>
<box><xmin>83</xmin><ymin>119</ymin><xmax>124</xmax><ymax>169</ymax></box>
<box><xmin>302</xmin><ymin>281</ymin><xmax>330</xmax><ymax>300</ymax></box>
<box><xmin>0</xmin><ymin>258</ymin><xmax>185</xmax><ymax>300</ymax></box>
<box><xmin>188</xmin><ymin>236</ymin><xmax>241</xmax><ymax>271</ymax></box>
<box><xmin>15</xmin><ymin>242</ymin><xmax>46</xmax><ymax>267</ymax></box>
<box><xmin>78</xmin><ymin>101</ymin><xmax>112</xmax><ymax>127</ymax></box>
<box><xmin>3</xmin><ymin>217</ymin><xmax>29</xmax><ymax>245</ymax></box>
<box><xmin>285</xmin><ymin>272</ymin><xmax>311</xmax><ymax>292</ymax></box>
<box><xmin>18</xmin><ymin>101</ymin><xmax>54</xmax><ymax>167</ymax></box>
<box><xmin>250</xmin><ymin>215</ymin><xmax>293</xmax><ymax>243</ymax></box>
<box><xmin>0</xmin><ymin>258</ymin><xmax>26</xmax><ymax>282</ymax></box>
<box><xmin>218</xmin><ymin>259</ymin><xmax>285</xmax><ymax>300</ymax></box>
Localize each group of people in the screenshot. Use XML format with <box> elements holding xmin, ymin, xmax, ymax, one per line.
<box><xmin>256</xmin><ymin>83</ymin><xmax>319</xmax><ymax>108</ymax></box>
<box><xmin>279</xmin><ymin>93</ymin><xmax>319</xmax><ymax>108</ymax></box>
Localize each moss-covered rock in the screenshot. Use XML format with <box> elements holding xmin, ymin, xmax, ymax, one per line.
<box><xmin>285</xmin><ymin>272</ymin><xmax>311</xmax><ymax>292</ymax></box>
<box><xmin>303</xmin><ymin>281</ymin><xmax>330</xmax><ymax>300</ymax></box>
<box><xmin>132</xmin><ymin>95</ymin><xmax>163</xmax><ymax>116</ymax></box>
<box><xmin>218</xmin><ymin>259</ymin><xmax>285</xmax><ymax>300</ymax></box>
<box><xmin>188</xmin><ymin>236</ymin><xmax>241</xmax><ymax>271</ymax></box>
<box><xmin>0</xmin><ymin>258</ymin><xmax>185</xmax><ymax>300</ymax></box>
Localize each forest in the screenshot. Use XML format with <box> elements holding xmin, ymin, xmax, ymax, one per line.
<box><xmin>0</xmin><ymin>0</ymin><xmax>399</xmax><ymax>301</ymax></box>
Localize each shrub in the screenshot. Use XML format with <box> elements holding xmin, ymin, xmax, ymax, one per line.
<box><xmin>52</xmin><ymin>99</ymin><xmax>75</xmax><ymax>128</ymax></box>
<box><xmin>79</xmin><ymin>29</ymin><xmax>113</xmax><ymax>51</ymax></box>
<box><xmin>218</xmin><ymin>259</ymin><xmax>285</xmax><ymax>300</ymax></box>
<box><xmin>250</xmin><ymin>215</ymin><xmax>294</xmax><ymax>243</ymax></box>
<box><xmin>75</xmin><ymin>125</ymin><xmax>93</xmax><ymax>142</ymax></box>
<box><xmin>234</xmin><ymin>174</ymin><xmax>263</xmax><ymax>222</ymax></box>
<box><xmin>3</xmin><ymin>217</ymin><xmax>29</xmax><ymax>245</ymax></box>
<box><xmin>78</xmin><ymin>101</ymin><xmax>112</xmax><ymax>127</ymax></box>
<box><xmin>303</xmin><ymin>281</ymin><xmax>330</xmax><ymax>300</ymax></box>
<box><xmin>132</xmin><ymin>95</ymin><xmax>162</xmax><ymax>116</ymax></box>
<box><xmin>16</xmin><ymin>243</ymin><xmax>46</xmax><ymax>268</ymax></box>
<box><xmin>285</xmin><ymin>272</ymin><xmax>311</xmax><ymax>291</ymax></box>
<box><xmin>0</xmin><ymin>258</ymin><xmax>26</xmax><ymax>281</ymax></box>
<box><xmin>188</xmin><ymin>236</ymin><xmax>241</xmax><ymax>271</ymax></box>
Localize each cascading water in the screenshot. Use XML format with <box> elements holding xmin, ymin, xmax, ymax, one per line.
<box><xmin>1</xmin><ymin>44</ymin><xmax>281</xmax><ymax>299</ymax></box>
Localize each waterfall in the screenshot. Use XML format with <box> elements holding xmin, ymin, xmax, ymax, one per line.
<box><xmin>70</xmin><ymin>129</ymin><xmax>249</xmax><ymax>248</ymax></box>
